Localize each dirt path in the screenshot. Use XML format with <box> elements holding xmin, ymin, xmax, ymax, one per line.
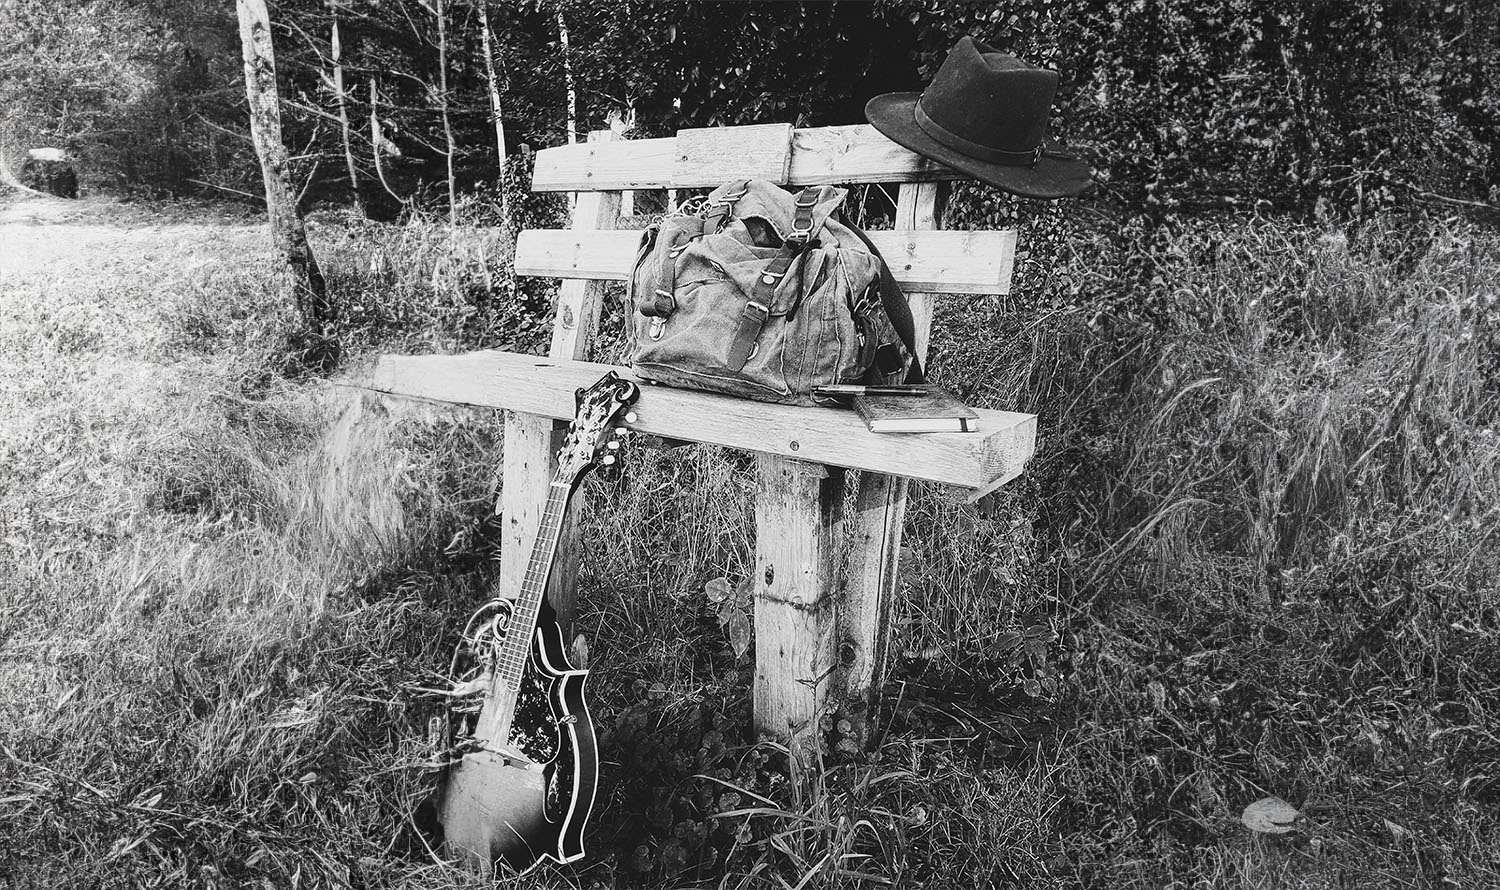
<box><xmin>0</xmin><ymin>193</ymin><xmax>264</xmax><ymax>278</ymax></box>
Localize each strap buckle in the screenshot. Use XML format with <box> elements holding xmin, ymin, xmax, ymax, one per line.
<box><xmin>787</xmin><ymin>189</ymin><xmax>820</xmax><ymax>246</ymax></box>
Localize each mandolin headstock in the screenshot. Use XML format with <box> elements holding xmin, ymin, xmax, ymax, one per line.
<box><xmin>554</xmin><ymin>371</ymin><xmax>640</xmax><ymax>487</ymax></box>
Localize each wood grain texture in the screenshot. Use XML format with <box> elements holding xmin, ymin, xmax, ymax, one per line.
<box><xmin>836</xmin><ymin>181</ymin><xmax>946</xmax><ymax>749</ymax></box>
<box><xmin>530</xmin><ymin>135</ymin><xmax>677</xmax><ymax>191</ymax></box>
<box><xmin>787</xmin><ymin>125</ymin><xmax>960</xmax><ymax>186</ymax></box>
<box><xmin>673</xmin><ymin>124</ymin><xmax>793</xmax><ymax>186</ymax></box>
<box><xmin>515</xmin><ymin>228</ymin><xmax>1016</xmax><ymax>295</ymax></box>
<box><xmin>360</xmin><ymin>351</ymin><xmax>1037</xmax><ymax>492</ymax></box>
<box><xmin>531</xmin><ymin>123</ymin><xmax>961</xmax><ymax>191</ymax></box>
<box><xmin>549</xmin><ymin>135</ymin><xmax>623</xmax><ymax>361</ymax></box>
<box><xmin>753</xmin><ymin>455</ymin><xmax>843</xmax><ymax>758</ymax></box>
<box><xmin>537</xmin><ymin>132</ymin><xmax>623</xmax><ymax>629</ymax></box>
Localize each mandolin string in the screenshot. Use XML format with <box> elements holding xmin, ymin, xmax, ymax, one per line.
<box><xmin>493</xmin><ymin>486</ymin><xmax>570</xmax><ymax>689</ymax></box>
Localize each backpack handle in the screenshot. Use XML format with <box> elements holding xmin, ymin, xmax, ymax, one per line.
<box><xmin>703</xmin><ymin>181</ymin><xmax>751</xmax><ymax>234</ymax></box>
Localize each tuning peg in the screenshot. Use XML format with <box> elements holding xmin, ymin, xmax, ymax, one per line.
<box><xmin>602</xmin><ymin>455</ymin><xmax>617</xmax><ymax>466</ymax></box>
<box><xmin>606</xmin><ymin>440</ymin><xmax>620</xmax><ymax>450</ymax></box>
<box><xmin>624</xmin><ymin>411</ymin><xmax>638</xmax><ymax>424</ymax></box>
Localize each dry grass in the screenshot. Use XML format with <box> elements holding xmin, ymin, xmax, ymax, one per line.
<box><xmin>1</xmin><ymin>192</ymin><xmax>1497</xmax><ymax>889</ymax></box>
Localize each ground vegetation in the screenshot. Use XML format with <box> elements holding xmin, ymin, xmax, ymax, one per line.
<box><xmin>2</xmin><ymin>0</ymin><xmax>1499</xmax><ymax>888</ymax></box>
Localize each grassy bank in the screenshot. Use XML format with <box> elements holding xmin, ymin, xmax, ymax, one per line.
<box><xmin>1</xmin><ymin>194</ymin><xmax>1496</xmax><ymax>888</ymax></box>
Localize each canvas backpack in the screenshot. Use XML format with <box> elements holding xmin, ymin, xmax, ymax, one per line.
<box><xmin>624</xmin><ymin>179</ymin><xmax>923</xmax><ymax>406</ymax></box>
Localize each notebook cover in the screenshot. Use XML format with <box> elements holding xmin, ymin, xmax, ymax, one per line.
<box><xmin>852</xmin><ymin>386</ymin><xmax>980</xmax><ymax>433</ymax></box>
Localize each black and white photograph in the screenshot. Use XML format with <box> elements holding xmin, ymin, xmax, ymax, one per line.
<box><xmin>1</xmin><ymin>1</ymin><xmax>1496</xmax><ymax>887</ymax></box>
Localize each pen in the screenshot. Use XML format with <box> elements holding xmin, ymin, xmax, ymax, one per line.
<box><xmin>812</xmin><ymin>385</ymin><xmax>931</xmax><ymax>396</ymax></box>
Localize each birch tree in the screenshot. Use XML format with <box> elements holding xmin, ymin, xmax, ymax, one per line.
<box><xmin>479</xmin><ymin>0</ymin><xmax>510</xmax><ymax>226</ymax></box>
<box><xmin>432</xmin><ymin>0</ymin><xmax>457</xmax><ymax>223</ymax></box>
<box><xmin>329</xmin><ymin>11</ymin><xmax>363</xmax><ymax>215</ymax></box>
<box><xmin>236</xmin><ymin>0</ymin><xmax>332</xmax><ymax>328</ymax></box>
<box><xmin>555</xmin><ymin>1</ymin><xmax>576</xmax><ymax>145</ymax></box>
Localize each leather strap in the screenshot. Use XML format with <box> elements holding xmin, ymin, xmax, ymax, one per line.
<box><xmin>626</xmin><ymin>224</ymin><xmax>658</xmax><ymax>315</ymax></box>
<box><xmin>645</xmin><ymin>227</ymin><xmax>684</xmax><ymax>317</ymax></box>
<box><xmin>845</xmin><ymin>224</ymin><xmax>924</xmax><ymax>383</ymax></box>
<box><xmin>724</xmin><ymin>187</ymin><xmax>822</xmax><ymax>371</ymax></box>
<box><xmin>703</xmin><ymin>181</ymin><xmax>750</xmax><ymax>234</ymax></box>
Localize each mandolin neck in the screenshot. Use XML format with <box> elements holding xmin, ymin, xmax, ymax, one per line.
<box><xmin>492</xmin><ymin>480</ymin><xmax>575</xmax><ymax>696</ymax></box>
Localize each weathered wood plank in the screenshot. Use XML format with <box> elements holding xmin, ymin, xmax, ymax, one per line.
<box><xmin>787</xmin><ymin>124</ymin><xmax>959</xmax><ymax>186</ymax></box>
<box><xmin>537</xmin><ymin>133</ymin><xmax>623</xmax><ymax>628</ymax></box>
<box><xmin>515</xmin><ymin>228</ymin><xmax>1017</xmax><ymax>295</ymax></box>
<box><xmin>530</xmin><ymin>134</ymin><xmax>677</xmax><ymax>192</ymax></box>
<box><xmin>838</xmin><ymin>181</ymin><xmax>946</xmax><ymax>750</ymax></box>
<box><xmin>753</xmin><ymin>455</ymin><xmax>843</xmax><ymax>759</ymax></box>
<box><xmin>674</xmin><ymin>124</ymin><xmax>793</xmax><ymax>186</ymax></box>
<box><xmin>361</xmin><ymin>352</ymin><xmax>1036</xmax><ymax>492</ymax></box>
<box><xmin>532</xmin><ymin>123</ymin><xmax>961</xmax><ymax>191</ymax></box>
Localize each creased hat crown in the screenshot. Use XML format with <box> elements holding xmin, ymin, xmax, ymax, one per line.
<box><xmin>917</xmin><ymin>36</ymin><xmax>1058</xmax><ymax>156</ymax></box>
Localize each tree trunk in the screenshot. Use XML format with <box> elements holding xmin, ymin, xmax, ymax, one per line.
<box><xmin>435</xmin><ymin>0</ymin><xmax>457</xmax><ymax>224</ymax></box>
<box><xmin>479</xmin><ymin>2</ymin><xmax>510</xmax><ymax>227</ymax></box>
<box><xmin>331</xmin><ymin>17</ymin><xmax>364</xmax><ymax>216</ymax></box>
<box><xmin>236</xmin><ymin>0</ymin><xmax>331</xmax><ymax>327</ymax></box>
<box><xmin>556</xmin><ymin>2</ymin><xmax>577</xmax><ymax>145</ymax></box>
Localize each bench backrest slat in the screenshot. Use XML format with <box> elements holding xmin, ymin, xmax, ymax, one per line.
<box><xmin>515</xmin><ymin>228</ymin><xmax>1016</xmax><ymax>295</ymax></box>
<box><xmin>531</xmin><ymin>123</ymin><xmax>959</xmax><ymax>192</ymax></box>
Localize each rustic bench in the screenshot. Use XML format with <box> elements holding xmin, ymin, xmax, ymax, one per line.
<box><xmin>366</xmin><ymin>122</ymin><xmax>1035</xmax><ymax>761</ymax></box>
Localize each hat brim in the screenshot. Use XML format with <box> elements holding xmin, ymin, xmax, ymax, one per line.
<box><xmin>865</xmin><ymin>93</ymin><xmax>1093</xmax><ymax>200</ymax></box>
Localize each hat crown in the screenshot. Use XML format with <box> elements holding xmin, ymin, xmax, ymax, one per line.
<box><xmin>916</xmin><ymin>37</ymin><xmax>1058</xmax><ymax>154</ymax></box>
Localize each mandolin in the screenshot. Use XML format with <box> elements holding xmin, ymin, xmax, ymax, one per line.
<box><xmin>438</xmin><ymin>371</ymin><xmax>639</xmax><ymax>874</ymax></box>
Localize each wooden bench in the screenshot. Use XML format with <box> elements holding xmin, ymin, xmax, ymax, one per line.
<box><xmin>366</xmin><ymin>122</ymin><xmax>1035</xmax><ymax>761</ymax></box>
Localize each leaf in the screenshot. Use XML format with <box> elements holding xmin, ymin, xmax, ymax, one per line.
<box><xmin>995</xmin><ymin>630</ymin><xmax>1025</xmax><ymax>651</ymax></box>
<box><xmin>1241</xmin><ymin>797</ymin><xmax>1301</xmax><ymax>834</ymax></box>
<box><xmin>727</xmin><ymin>608</ymin><xmax>752</xmax><ymax>660</ymax></box>
<box><xmin>705</xmin><ymin>576</ymin><xmax>732</xmax><ymax>603</ymax></box>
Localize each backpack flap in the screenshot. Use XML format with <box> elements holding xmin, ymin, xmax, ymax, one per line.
<box><xmin>718</xmin><ymin>182</ymin><xmax>847</xmax><ymax>247</ymax></box>
<box><xmin>720</xmin><ymin>185</ymin><xmax>843</xmax><ymax>370</ymax></box>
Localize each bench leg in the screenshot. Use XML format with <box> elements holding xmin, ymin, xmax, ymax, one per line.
<box><xmin>838</xmin><ymin>473</ymin><xmax>909</xmax><ymax>748</ymax></box>
<box><xmin>836</xmin><ymin>181</ymin><xmax>945</xmax><ymax>750</ymax></box>
<box><xmin>496</xmin><ymin>412</ymin><xmax>583</xmax><ymax>625</ymax></box>
<box><xmin>752</xmin><ymin>455</ymin><xmax>844</xmax><ymax>761</ymax></box>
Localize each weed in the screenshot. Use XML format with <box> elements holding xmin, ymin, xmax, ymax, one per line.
<box><xmin>3</xmin><ymin>195</ymin><xmax>1497</xmax><ymax>889</ymax></box>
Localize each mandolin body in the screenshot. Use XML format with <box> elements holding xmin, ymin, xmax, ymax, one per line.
<box><xmin>440</xmin><ymin>600</ymin><xmax>598</xmax><ymax>875</ymax></box>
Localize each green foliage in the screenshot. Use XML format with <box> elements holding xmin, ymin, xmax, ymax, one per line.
<box><xmin>0</xmin><ymin>0</ymin><xmax>249</xmax><ymax>195</ymax></box>
<box><xmin>888</xmin><ymin>0</ymin><xmax>1499</xmax><ymax>213</ymax></box>
<box><xmin>7</xmin><ymin>1</ymin><xmax>1492</xmax><ymax>212</ymax></box>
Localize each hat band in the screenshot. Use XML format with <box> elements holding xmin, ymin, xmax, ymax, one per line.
<box><xmin>915</xmin><ymin>102</ymin><xmax>1042</xmax><ymax>167</ymax></box>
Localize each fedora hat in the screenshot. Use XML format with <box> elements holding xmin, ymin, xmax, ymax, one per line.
<box><xmin>865</xmin><ymin>36</ymin><xmax>1092</xmax><ymax>199</ymax></box>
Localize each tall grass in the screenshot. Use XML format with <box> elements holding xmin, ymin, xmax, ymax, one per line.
<box><xmin>2</xmin><ymin>194</ymin><xmax>1496</xmax><ymax>888</ymax></box>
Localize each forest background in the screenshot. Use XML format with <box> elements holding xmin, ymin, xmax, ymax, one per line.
<box><xmin>2</xmin><ymin>1</ymin><xmax>1499</xmax><ymax>888</ymax></box>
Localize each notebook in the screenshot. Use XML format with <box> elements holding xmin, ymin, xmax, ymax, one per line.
<box><xmin>852</xmin><ymin>386</ymin><xmax>979</xmax><ymax>433</ymax></box>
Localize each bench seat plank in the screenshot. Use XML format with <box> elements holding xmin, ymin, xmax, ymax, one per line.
<box><xmin>515</xmin><ymin>228</ymin><xmax>1016</xmax><ymax>295</ymax></box>
<box><xmin>362</xmin><ymin>351</ymin><xmax>1035</xmax><ymax>491</ymax></box>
